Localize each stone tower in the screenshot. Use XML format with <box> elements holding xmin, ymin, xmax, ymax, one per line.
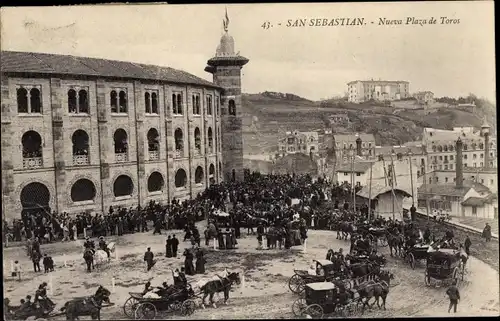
<box><xmin>205</xmin><ymin>10</ymin><xmax>249</xmax><ymax>181</ymax></box>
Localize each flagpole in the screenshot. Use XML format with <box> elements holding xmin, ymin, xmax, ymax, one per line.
<box><xmin>368</xmin><ymin>161</ymin><xmax>373</xmax><ymax>221</ymax></box>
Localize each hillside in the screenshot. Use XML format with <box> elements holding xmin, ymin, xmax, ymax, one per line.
<box><xmin>241</xmin><ymin>92</ymin><xmax>496</xmax><ymax>155</ymax></box>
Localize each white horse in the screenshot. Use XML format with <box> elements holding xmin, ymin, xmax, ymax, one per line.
<box><xmin>93</xmin><ymin>242</ymin><xmax>115</xmax><ymax>269</ymax></box>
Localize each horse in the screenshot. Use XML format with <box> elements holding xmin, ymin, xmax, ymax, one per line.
<box><xmin>386</xmin><ymin>231</ymin><xmax>404</xmax><ymax>257</ymax></box>
<box><xmin>346</xmin><ymin>262</ymin><xmax>380</xmax><ymax>287</ymax></box>
<box><xmin>356</xmin><ymin>270</ymin><xmax>394</xmax><ymax>311</ymax></box>
<box><xmin>60</xmin><ymin>285</ymin><xmax>111</xmax><ymax>320</ymax></box>
<box><xmin>337</xmin><ymin>221</ymin><xmax>356</xmax><ymax>240</ymax></box>
<box><xmin>84</xmin><ymin>242</ymin><xmax>115</xmax><ymax>272</ymax></box>
<box><xmin>199</xmin><ymin>272</ymin><xmax>241</xmax><ymax>308</ymax></box>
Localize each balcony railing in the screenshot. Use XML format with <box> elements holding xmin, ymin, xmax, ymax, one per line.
<box><xmin>115</xmin><ymin>153</ymin><xmax>128</xmax><ymax>162</ymax></box>
<box><xmin>73</xmin><ymin>154</ymin><xmax>90</xmax><ymax>166</ymax></box>
<box><xmin>149</xmin><ymin>150</ymin><xmax>159</xmax><ymax>160</ymax></box>
<box><xmin>23</xmin><ymin>157</ymin><xmax>43</xmax><ymax>169</ymax></box>
<box><xmin>174</xmin><ymin>150</ymin><xmax>184</xmax><ymax>158</ymax></box>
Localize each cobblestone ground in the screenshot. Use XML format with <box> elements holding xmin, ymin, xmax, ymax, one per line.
<box><xmin>3</xmin><ymin>224</ymin><xmax>499</xmax><ymax>319</ymax></box>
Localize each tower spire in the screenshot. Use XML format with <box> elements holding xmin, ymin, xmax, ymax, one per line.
<box><xmin>223</xmin><ymin>7</ymin><xmax>230</xmax><ymax>33</ymax></box>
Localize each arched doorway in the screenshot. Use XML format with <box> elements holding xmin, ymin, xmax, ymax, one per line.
<box><xmin>20</xmin><ymin>182</ymin><xmax>51</xmax><ymax>219</ymax></box>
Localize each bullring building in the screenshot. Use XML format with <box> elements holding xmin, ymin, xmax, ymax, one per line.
<box><xmin>1</xmin><ymin>24</ymin><xmax>248</xmax><ymax>220</ymax></box>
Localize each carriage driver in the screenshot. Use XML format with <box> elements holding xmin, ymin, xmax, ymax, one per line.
<box><xmin>98</xmin><ymin>236</ymin><xmax>110</xmax><ymax>259</ymax></box>
<box><xmin>34</xmin><ymin>283</ymin><xmax>54</xmax><ymax>313</ymax></box>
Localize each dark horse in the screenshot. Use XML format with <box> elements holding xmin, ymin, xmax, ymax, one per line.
<box><xmin>83</xmin><ymin>248</ymin><xmax>94</xmax><ymax>272</ymax></box>
<box><xmin>60</xmin><ymin>285</ymin><xmax>111</xmax><ymax>320</ymax></box>
<box><xmin>356</xmin><ymin>270</ymin><xmax>394</xmax><ymax>312</ymax></box>
<box><xmin>336</xmin><ymin>221</ymin><xmax>356</xmax><ymax>240</ymax></box>
<box><xmin>200</xmin><ymin>272</ymin><xmax>241</xmax><ymax>308</ymax></box>
<box><xmin>386</xmin><ymin>231</ymin><xmax>404</xmax><ymax>257</ymax></box>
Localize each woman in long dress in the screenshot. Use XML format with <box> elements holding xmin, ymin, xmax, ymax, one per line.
<box><xmin>165</xmin><ymin>235</ymin><xmax>173</xmax><ymax>258</ymax></box>
<box><xmin>195</xmin><ymin>249</ymin><xmax>206</xmax><ymax>274</ymax></box>
<box><xmin>183</xmin><ymin>249</ymin><xmax>195</xmax><ymax>275</ymax></box>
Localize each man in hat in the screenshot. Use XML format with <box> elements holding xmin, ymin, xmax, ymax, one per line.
<box><xmin>144</xmin><ymin>247</ymin><xmax>155</xmax><ymax>271</ymax></box>
<box><xmin>171</xmin><ymin>235</ymin><xmax>179</xmax><ymax>257</ymax></box>
<box><xmin>98</xmin><ymin>236</ymin><xmax>110</xmax><ymax>259</ymax></box>
<box><xmin>446</xmin><ymin>280</ymin><xmax>460</xmax><ymax>313</ymax></box>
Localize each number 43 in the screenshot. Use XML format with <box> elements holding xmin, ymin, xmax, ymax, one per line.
<box><xmin>261</xmin><ymin>21</ymin><xmax>271</xmax><ymax>29</ymax></box>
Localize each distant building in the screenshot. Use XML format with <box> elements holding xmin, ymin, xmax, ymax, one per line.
<box><xmin>429</xmin><ymin>168</ymin><xmax>497</xmax><ymax>194</ymax></box>
<box><xmin>375</xmin><ymin>145</ymin><xmax>427</xmax><ymax>177</ymax></box>
<box><xmin>329</xmin><ymin>113</ymin><xmax>350</xmax><ymax>125</ymax></box>
<box><xmin>333</xmin><ymin>133</ymin><xmax>376</xmax><ymax>163</ymax></box>
<box><xmin>422</xmin><ymin>123</ymin><xmax>497</xmax><ymax>173</ymax></box>
<box><xmin>347</xmin><ymin>80</ymin><xmax>410</xmax><ymax>103</ymax></box>
<box><xmin>414</xmin><ymin>91</ymin><xmax>434</xmax><ymax>105</ymax></box>
<box><xmin>277</xmin><ymin>130</ymin><xmax>319</xmax><ymax>157</ymax></box>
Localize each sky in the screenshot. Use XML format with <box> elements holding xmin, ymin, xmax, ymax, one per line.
<box><xmin>0</xmin><ymin>2</ymin><xmax>496</xmax><ymax>102</ymax></box>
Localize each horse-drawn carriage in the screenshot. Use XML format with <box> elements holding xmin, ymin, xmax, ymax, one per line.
<box><xmin>424</xmin><ymin>249</ymin><xmax>464</xmax><ymax>287</ymax></box>
<box><xmin>367</xmin><ymin>227</ymin><xmax>388</xmax><ymax>247</ymax></box>
<box><xmin>4</xmin><ymin>301</ymin><xmax>58</xmax><ymax>320</ymax></box>
<box><xmin>291</xmin><ymin>282</ymin><xmax>360</xmax><ymax>318</ymax></box>
<box><xmin>288</xmin><ymin>260</ymin><xmax>351</xmax><ymax>294</ymax></box>
<box><xmin>404</xmin><ymin>244</ymin><xmax>430</xmax><ymax>269</ymax></box>
<box><xmin>123</xmin><ymin>286</ymin><xmax>197</xmax><ymax>319</ymax></box>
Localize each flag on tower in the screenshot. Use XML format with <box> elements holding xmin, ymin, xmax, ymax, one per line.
<box><xmin>223</xmin><ymin>7</ymin><xmax>230</xmax><ymax>32</ymax></box>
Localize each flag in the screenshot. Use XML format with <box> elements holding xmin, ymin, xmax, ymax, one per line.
<box><xmin>223</xmin><ymin>7</ymin><xmax>230</xmax><ymax>31</ymax></box>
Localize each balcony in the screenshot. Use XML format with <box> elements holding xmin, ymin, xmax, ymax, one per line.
<box><xmin>149</xmin><ymin>150</ymin><xmax>159</xmax><ymax>160</ymax></box>
<box><xmin>23</xmin><ymin>157</ymin><xmax>43</xmax><ymax>169</ymax></box>
<box><xmin>73</xmin><ymin>154</ymin><xmax>90</xmax><ymax>166</ymax></box>
<box><xmin>115</xmin><ymin>153</ymin><xmax>128</xmax><ymax>162</ymax></box>
<box><xmin>174</xmin><ymin>150</ymin><xmax>184</xmax><ymax>158</ymax></box>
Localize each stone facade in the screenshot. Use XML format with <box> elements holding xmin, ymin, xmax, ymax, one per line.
<box><xmin>1</xmin><ymin>73</ymin><xmax>224</xmax><ymax>220</ymax></box>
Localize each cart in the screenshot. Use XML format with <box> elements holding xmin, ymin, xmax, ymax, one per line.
<box><xmin>288</xmin><ymin>259</ymin><xmax>351</xmax><ymax>294</ymax></box>
<box><xmin>425</xmin><ymin>249</ymin><xmax>464</xmax><ymax>287</ymax></box>
<box><xmin>292</xmin><ymin>282</ymin><xmax>360</xmax><ymax>318</ymax></box>
<box><xmin>123</xmin><ymin>287</ymin><xmax>196</xmax><ymax>319</ymax></box>
<box><xmin>405</xmin><ymin>244</ymin><xmax>430</xmax><ymax>269</ymax></box>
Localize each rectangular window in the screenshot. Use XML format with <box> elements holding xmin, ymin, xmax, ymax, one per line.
<box><xmin>206</xmin><ymin>95</ymin><xmax>213</xmax><ymax>115</ymax></box>
<box><xmin>356</xmin><ymin>173</ymin><xmax>361</xmax><ymax>176</ymax></box>
<box><xmin>445</xmin><ymin>177</ymin><xmax>448</xmax><ymax>183</ymax></box>
<box><xmin>172</xmin><ymin>92</ymin><xmax>183</xmax><ymax>115</ymax></box>
<box><xmin>344</xmin><ymin>173</ymin><xmax>348</xmax><ymax>176</ymax></box>
<box><xmin>192</xmin><ymin>94</ymin><xmax>201</xmax><ymax>115</ymax></box>
<box><xmin>472</xmin><ymin>206</ymin><xmax>477</xmax><ymax>216</ymax></box>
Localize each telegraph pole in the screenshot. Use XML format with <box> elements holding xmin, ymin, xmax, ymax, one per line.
<box><xmin>368</xmin><ymin>161</ymin><xmax>373</xmax><ymax>221</ymax></box>
<box><xmin>408</xmin><ymin>150</ymin><xmax>415</xmax><ymax>206</ymax></box>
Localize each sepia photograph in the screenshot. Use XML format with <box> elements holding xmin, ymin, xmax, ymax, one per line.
<box><xmin>1</xmin><ymin>1</ymin><xmax>497</xmax><ymax>319</ymax></box>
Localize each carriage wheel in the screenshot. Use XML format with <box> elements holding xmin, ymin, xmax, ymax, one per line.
<box><xmin>424</xmin><ymin>270</ymin><xmax>431</xmax><ymax>287</ymax></box>
<box><xmin>288</xmin><ymin>274</ymin><xmax>305</xmax><ymax>294</ymax></box>
<box><xmin>452</xmin><ymin>268</ymin><xmax>461</xmax><ymax>287</ymax></box>
<box><xmin>305</xmin><ymin>304</ymin><xmax>324</xmax><ymax>319</ymax></box>
<box><xmin>409</xmin><ymin>253</ymin><xmax>416</xmax><ymax>270</ymax></box>
<box><xmin>292</xmin><ymin>298</ymin><xmax>307</xmax><ymax>316</ymax></box>
<box><xmin>180</xmin><ymin>300</ymin><xmax>196</xmax><ymax>316</ymax></box>
<box><xmin>123</xmin><ymin>297</ymin><xmax>140</xmax><ymax>317</ymax></box>
<box><xmin>134</xmin><ymin>302</ymin><xmax>157</xmax><ymax>320</ymax></box>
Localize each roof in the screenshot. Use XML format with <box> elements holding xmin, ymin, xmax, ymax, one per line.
<box><xmin>336</xmin><ymin>162</ymin><xmax>373</xmax><ymax>173</ymax></box>
<box><xmin>375</xmin><ymin>145</ymin><xmax>424</xmax><ymax>156</ymax></box>
<box><xmin>306</xmin><ymin>282</ymin><xmax>336</xmax><ymax>291</ymax></box>
<box><xmin>418</xmin><ymin>181</ymin><xmax>491</xmax><ymax>197</ymax></box>
<box><xmin>334</xmin><ymin>133</ymin><xmax>375</xmax><ymax>143</ymax></box>
<box><xmin>347</xmin><ymin>80</ymin><xmax>409</xmax><ymax>85</ymax></box>
<box><xmin>357</xmin><ymin>183</ymin><xmax>412</xmax><ymax>199</ymax></box>
<box><xmin>315</xmin><ymin>259</ymin><xmax>334</xmax><ymax>266</ymax></box>
<box><xmin>1</xmin><ymin>51</ymin><xmax>220</xmax><ymax>89</ymax></box>
<box><xmin>462</xmin><ymin>193</ymin><xmax>497</xmax><ymax>206</ymax></box>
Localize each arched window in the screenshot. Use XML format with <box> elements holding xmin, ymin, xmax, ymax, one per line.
<box><xmin>151</xmin><ymin>92</ymin><xmax>158</xmax><ymax>114</ymax></box>
<box><xmin>145</xmin><ymin>92</ymin><xmax>151</xmax><ymax>114</ymax></box>
<box><xmin>449</xmin><ymin>145</ymin><xmax>454</xmax><ymax>152</ymax></box>
<box><xmin>432</xmin><ymin>145</ymin><xmax>437</xmax><ymax>152</ymax></box>
<box><xmin>177</xmin><ymin>94</ymin><xmax>183</xmax><ymax>114</ymax></box>
<box><xmin>209</xmin><ymin>163</ymin><xmax>215</xmax><ymax>185</ymax></box>
<box><xmin>147</xmin><ymin>128</ymin><xmax>160</xmax><ymax>154</ymax></box>
<box><xmin>30</xmin><ymin>88</ymin><xmax>42</xmax><ymax>113</ymax></box>
<box><xmin>228</xmin><ymin>99</ymin><xmax>236</xmax><ymax>116</ymax></box>
<box><xmin>206</xmin><ymin>95</ymin><xmax>213</xmax><ymax>115</ymax></box>
<box><xmin>114</xmin><ymin>129</ymin><xmax>128</xmax><ymax>162</ymax></box>
<box><xmin>110</xmin><ymin>90</ymin><xmax>118</xmax><ymax>112</ymax></box>
<box><xmin>118</xmin><ymin>90</ymin><xmax>127</xmax><ymax>113</ymax></box>
<box><xmin>443</xmin><ymin>145</ymin><xmax>448</xmax><ymax>152</ymax></box>
<box><xmin>71</xmin><ymin>130</ymin><xmax>90</xmax><ymax>165</ymax></box>
<box><xmin>479</xmin><ymin>142</ymin><xmax>484</xmax><ymax>149</ymax></box>
<box><xmin>192</xmin><ymin>94</ymin><xmax>201</xmax><ymax>115</ymax></box>
<box><xmin>471</xmin><ymin>142</ymin><xmax>477</xmax><ymax>150</ymax></box>
<box><xmin>194</xmin><ymin>127</ymin><xmax>201</xmax><ymax>151</ymax></box>
<box><xmin>147</xmin><ymin>171</ymin><xmax>164</xmax><ymax>192</ymax></box>
<box><xmin>174</xmin><ymin>128</ymin><xmax>184</xmax><ymax>151</ymax></box>
<box><xmin>113</xmin><ymin>175</ymin><xmax>133</xmax><ymax>197</ymax></box>
<box><xmin>195</xmin><ymin>166</ymin><xmax>204</xmax><ymax>184</ymax></box>
<box><xmin>21</xmin><ymin>131</ymin><xmax>43</xmax><ymax>168</ymax></box>
<box><xmin>68</xmin><ymin>89</ymin><xmax>77</xmax><ymax>113</ymax></box>
<box><xmin>78</xmin><ymin>89</ymin><xmax>89</xmax><ymax>113</ymax></box>
<box><xmin>175</xmin><ymin>169</ymin><xmax>187</xmax><ymax>188</ymax></box>
<box><xmin>437</xmin><ymin>145</ymin><xmax>443</xmax><ymax>152</ymax></box>
<box><xmin>207</xmin><ymin>127</ymin><xmax>213</xmax><ymax>150</ymax></box>
<box><xmin>70</xmin><ymin>179</ymin><xmax>96</xmax><ymax>202</ymax></box>
<box><xmin>17</xmin><ymin>88</ymin><xmax>28</xmax><ymax>113</ymax></box>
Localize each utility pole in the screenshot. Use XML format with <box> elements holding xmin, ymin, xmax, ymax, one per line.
<box><xmin>408</xmin><ymin>150</ymin><xmax>415</xmax><ymax>206</ymax></box>
<box><xmin>389</xmin><ymin>153</ymin><xmax>396</xmax><ymax>221</ymax></box>
<box><xmin>368</xmin><ymin>161</ymin><xmax>373</xmax><ymax>221</ymax></box>
<box><xmin>350</xmin><ymin>147</ymin><xmax>355</xmax><ymax>212</ymax></box>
